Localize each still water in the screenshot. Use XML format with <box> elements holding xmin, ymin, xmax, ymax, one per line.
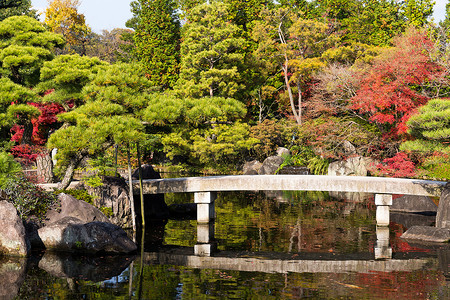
<box><xmin>2</xmin><ymin>191</ymin><xmax>449</xmax><ymax>299</ymax></box>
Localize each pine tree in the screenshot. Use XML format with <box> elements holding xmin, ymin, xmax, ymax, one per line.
<box><xmin>176</xmin><ymin>2</ymin><xmax>245</xmax><ymax>99</ymax></box>
<box><xmin>401</xmin><ymin>99</ymin><xmax>450</xmax><ymax>154</ymax></box>
<box><xmin>402</xmin><ymin>0</ymin><xmax>434</xmax><ymax>27</ymax></box>
<box><xmin>0</xmin><ymin>0</ymin><xmax>37</xmax><ymax>21</ymax></box>
<box><xmin>134</xmin><ymin>0</ymin><xmax>180</xmax><ymax>89</ymax></box>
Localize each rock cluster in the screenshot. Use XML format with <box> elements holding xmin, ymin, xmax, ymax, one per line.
<box><xmin>243</xmin><ymin>147</ymin><xmax>300</xmax><ymax>175</ymax></box>
<box><xmin>0</xmin><ymin>193</ymin><xmax>136</xmax><ymax>257</ymax></box>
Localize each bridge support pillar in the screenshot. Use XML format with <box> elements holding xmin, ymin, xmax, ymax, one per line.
<box><xmin>195</xmin><ymin>191</ymin><xmax>217</xmax><ymax>224</ymax></box>
<box><xmin>375</xmin><ymin>226</ymin><xmax>392</xmax><ymax>259</ymax></box>
<box><xmin>195</xmin><ymin>223</ymin><xmax>216</xmax><ymax>256</ymax></box>
<box><xmin>375</xmin><ymin>194</ymin><xmax>392</xmax><ymax>226</ymax></box>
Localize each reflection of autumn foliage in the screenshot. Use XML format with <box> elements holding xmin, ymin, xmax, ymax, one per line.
<box><xmin>390</xmin><ymin>222</ymin><xmax>431</xmax><ymax>253</ymax></box>
<box><xmin>355</xmin><ymin>270</ymin><xmax>445</xmax><ymax>299</ymax></box>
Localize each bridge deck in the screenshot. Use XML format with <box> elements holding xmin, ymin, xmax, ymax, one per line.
<box><xmin>131</xmin><ymin>175</ymin><xmax>446</xmax><ymax>197</ymax></box>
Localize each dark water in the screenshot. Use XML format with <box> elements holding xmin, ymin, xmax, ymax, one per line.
<box><xmin>2</xmin><ymin>191</ymin><xmax>449</xmax><ymax>299</ymax></box>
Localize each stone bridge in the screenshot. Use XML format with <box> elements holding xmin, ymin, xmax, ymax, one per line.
<box><xmin>132</xmin><ymin>175</ymin><xmax>446</xmax><ymax>226</ymax></box>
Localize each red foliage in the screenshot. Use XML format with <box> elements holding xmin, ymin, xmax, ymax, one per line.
<box><xmin>11</xmin><ymin>102</ymin><xmax>64</xmax><ymax>163</ymax></box>
<box><xmin>351</xmin><ymin>28</ymin><xmax>442</xmax><ymax>138</ymax></box>
<box><xmin>375</xmin><ymin>152</ymin><xmax>416</xmax><ymax>178</ymax></box>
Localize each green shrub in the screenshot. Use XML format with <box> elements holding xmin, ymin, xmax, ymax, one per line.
<box><xmin>3</xmin><ymin>176</ymin><xmax>57</xmax><ymax>222</ymax></box>
<box><xmin>250</xmin><ymin>119</ymin><xmax>294</xmax><ymax>161</ymax></box>
<box><xmin>417</xmin><ymin>152</ymin><xmax>450</xmax><ymax>180</ymax></box>
<box><xmin>277</xmin><ymin>146</ymin><xmax>330</xmax><ymax>175</ymax></box>
<box><xmin>54</xmin><ymin>189</ymin><xmax>95</xmax><ymax>205</ymax></box>
<box><xmin>0</xmin><ymin>151</ymin><xmax>22</xmax><ymax>189</ymax></box>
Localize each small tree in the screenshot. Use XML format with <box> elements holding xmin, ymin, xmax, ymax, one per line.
<box><xmin>252</xmin><ymin>8</ymin><xmax>338</xmax><ymax>125</ymax></box>
<box><xmin>48</xmin><ymin>63</ymin><xmax>152</xmax><ymax>189</ymax></box>
<box><xmin>351</xmin><ymin>28</ymin><xmax>441</xmax><ymax>138</ymax></box>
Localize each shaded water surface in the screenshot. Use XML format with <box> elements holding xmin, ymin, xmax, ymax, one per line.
<box><xmin>4</xmin><ymin>191</ymin><xmax>449</xmax><ymax>299</ymax></box>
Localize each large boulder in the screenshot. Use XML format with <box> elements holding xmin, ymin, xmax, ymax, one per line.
<box><xmin>46</xmin><ymin>193</ymin><xmax>110</xmax><ymax>225</ymax></box>
<box><xmin>401</xmin><ymin>183</ymin><xmax>450</xmax><ymax>243</ymax></box>
<box><xmin>390</xmin><ymin>195</ymin><xmax>438</xmax><ymax>214</ymax></box>
<box><xmin>38</xmin><ymin>217</ymin><xmax>137</xmax><ymax>253</ymax></box>
<box><xmin>0</xmin><ymin>201</ymin><xmax>29</xmax><ymax>257</ymax></box>
<box><xmin>259</xmin><ymin>156</ymin><xmax>284</xmax><ymax>175</ymax></box>
<box><xmin>328</xmin><ymin>156</ymin><xmax>374</xmax><ymax>176</ymax></box>
<box><xmin>242</xmin><ymin>160</ymin><xmax>262</xmax><ymax>175</ymax></box>
<box><xmin>82</xmin><ymin>176</ymin><xmax>133</xmax><ymax>228</ymax></box>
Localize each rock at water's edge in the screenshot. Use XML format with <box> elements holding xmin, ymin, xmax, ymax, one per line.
<box><xmin>46</xmin><ymin>193</ymin><xmax>110</xmax><ymax>225</ymax></box>
<box><xmin>0</xmin><ymin>201</ymin><xmax>29</xmax><ymax>257</ymax></box>
<box><xmin>390</xmin><ymin>195</ymin><xmax>437</xmax><ymax>213</ymax></box>
<box><xmin>38</xmin><ymin>217</ymin><xmax>136</xmax><ymax>253</ymax></box>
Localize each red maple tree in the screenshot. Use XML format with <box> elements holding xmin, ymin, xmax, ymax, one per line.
<box><xmin>351</xmin><ymin>28</ymin><xmax>442</xmax><ymax>138</ymax></box>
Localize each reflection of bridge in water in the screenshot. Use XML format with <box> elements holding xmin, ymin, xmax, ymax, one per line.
<box><xmin>142</xmin><ymin>247</ymin><xmax>439</xmax><ymax>274</ymax></box>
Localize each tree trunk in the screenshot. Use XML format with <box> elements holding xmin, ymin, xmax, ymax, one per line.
<box><xmin>57</xmin><ymin>153</ymin><xmax>85</xmax><ymax>190</ymax></box>
<box><xmin>282</xmin><ymin>57</ymin><xmax>301</xmax><ymax>125</ymax></box>
<box><xmin>21</xmin><ymin>121</ymin><xmax>33</xmax><ymax>145</ymax></box>
<box><xmin>36</xmin><ymin>152</ymin><xmax>54</xmax><ymax>183</ymax></box>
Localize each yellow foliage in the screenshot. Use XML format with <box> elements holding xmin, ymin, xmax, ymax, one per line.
<box><xmin>44</xmin><ymin>0</ymin><xmax>90</xmax><ymax>53</ymax></box>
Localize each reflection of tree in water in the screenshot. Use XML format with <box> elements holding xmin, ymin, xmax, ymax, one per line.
<box><xmin>206</xmin><ymin>191</ymin><xmax>376</xmax><ymax>254</ymax></box>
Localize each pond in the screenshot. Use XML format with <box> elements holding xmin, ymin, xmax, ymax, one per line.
<box><xmin>2</xmin><ymin>190</ymin><xmax>449</xmax><ymax>299</ymax></box>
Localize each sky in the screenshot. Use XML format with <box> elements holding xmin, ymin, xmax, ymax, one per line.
<box><xmin>31</xmin><ymin>0</ymin><xmax>448</xmax><ymax>34</ymax></box>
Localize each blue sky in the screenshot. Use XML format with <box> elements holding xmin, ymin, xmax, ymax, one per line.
<box><xmin>31</xmin><ymin>0</ymin><xmax>447</xmax><ymax>33</ymax></box>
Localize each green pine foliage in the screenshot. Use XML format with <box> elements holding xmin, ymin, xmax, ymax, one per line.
<box><xmin>0</xmin><ymin>150</ymin><xmax>21</xmax><ymax>188</ymax></box>
<box><xmin>0</xmin><ymin>16</ymin><xmax>65</xmax><ymax>86</ymax></box>
<box><xmin>175</xmin><ymin>2</ymin><xmax>246</xmax><ymax>99</ymax></box>
<box><xmin>401</xmin><ymin>99</ymin><xmax>450</xmax><ymax>154</ymax></box>
<box><xmin>0</xmin><ymin>0</ymin><xmax>37</xmax><ymax>22</ymax></box>
<box><xmin>36</xmin><ymin>54</ymin><xmax>108</xmax><ymax>110</ymax></box>
<box><xmin>48</xmin><ymin>62</ymin><xmax>152</xmax><ymax>181</ymax></box>
<box><xmin>134</xmin><ymin>0</ymin><xmax>180</xmax><ymax>89</ymax></box>
<box><xmin>0</xmin><ymin>77</ymin><xmax>39</xmax><ymax>128</ymax></box>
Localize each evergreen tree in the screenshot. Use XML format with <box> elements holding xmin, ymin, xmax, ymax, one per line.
<box><xmin>0</xmin><ymin>0</ymin><xmax>37</xmax><ymax>21</ymax></box>
<box><xmin>134</xmin><ymin>0</ymin><xmax>180</xmax><ymax>89</ymax></box>
<box><xmin>36</xmin><ymin>54</ymin><xmax>108</xmax><ymax>111</ymax></box>
<box><xmin>344</xmin><ymin>0</ymin><xmax>405</xmax><ymax>46</ymax></box>
<box><xmin>0</xmin><ymin>16</ymin><xmax>65</xmax><ymax>86</ymax></box>
<box><xmin>401</xmin><ymin>99</ymin><xmax>450</xmax><ymax>154</ymax></box>
<box><xmin>402</xmin><ymin>0</ymin><xmax>434</xmax><ymax>27</ymax></box>
<box><xmin>0</xmin><ymin>16</ymin><xmax>64</xmax><ymax>145</ymax></box>
<box><xmin>48</xmin><ymin>62</ymin><xmax>152</xmax><ymax>189</ymax></box>
<box><xmin>176</xmin><ymin>2</ymin><xmax>245</xmax><ymax>99</ymax></box>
